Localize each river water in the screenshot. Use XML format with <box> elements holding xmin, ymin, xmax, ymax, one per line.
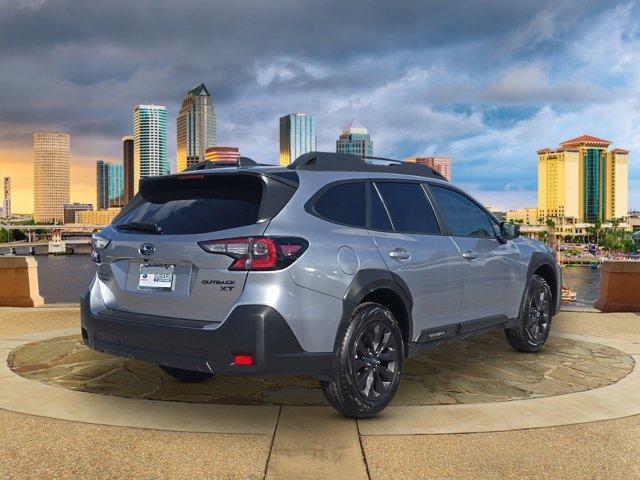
<box><xmin>27</xmin><ymin>254</ymin><xmax>603</xmax><ymax>307</ymax></box>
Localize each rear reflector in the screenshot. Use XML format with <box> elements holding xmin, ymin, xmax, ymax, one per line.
<box><xmin>233</xmin><ymin>354</ymin><xmax>254</xmax><ymax>366</ymax></box>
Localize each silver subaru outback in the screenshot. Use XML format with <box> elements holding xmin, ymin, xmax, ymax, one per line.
<box><xmin>81</xmin><ymin>152</ymin><xmax>561</xmax><ymax>417</ymax></box>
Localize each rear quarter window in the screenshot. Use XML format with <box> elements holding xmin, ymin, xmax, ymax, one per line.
<box><xmin>312</xmin><ymin>182</ymin><xmax>366</xmax><ymax>228</ymax></box>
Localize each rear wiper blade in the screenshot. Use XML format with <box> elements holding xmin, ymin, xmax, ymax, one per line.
<box><xmin>116</xmin><ymin>222</ymin><xmax>163</xmax><ymax>234</ymax></box>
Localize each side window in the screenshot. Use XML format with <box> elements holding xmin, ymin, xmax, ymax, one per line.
<box><xmin>313</xmin><ymin>182</ymin><xmax>366</xmax><ymax>227</ymax></box>
<box><xmin>429</xmin><ymin>185</ymin><xmax>495</xmax><ymax>238</ymax></box>
<box><xmin>374</xmin><ymin>182</ymin><xmax>440</xmax><ymax>234</ymax></box>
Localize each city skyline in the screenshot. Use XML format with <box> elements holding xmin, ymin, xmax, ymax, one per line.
<box><xmin>0</xmin><ymin>1</ymin><xmax>639</xmax><ymax>212</ymax></box>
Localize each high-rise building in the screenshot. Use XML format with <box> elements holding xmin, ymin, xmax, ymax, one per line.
<box><xmin>33</xmin><ymin>132</ymin><xmax>70</xmax><ymax>223</ymax></box>
<box><xmin>279</xmin><ymin>114</ymin><xmax>316</xmax><ymax>166</ymax></box>
<box><xmin>97</xmin><ymin>160</ymin><xmax>125</xmax><ymax>209</ymax></box>
<box><xmin>336</xmin><ymin>119</ymin><xmax>373</xmax><ymax>157</ymax></box>
<box><xmin>122</xmin><ymin>135</ymin><xmax>134</xmax><ymax>204</ymax></box>
<box><xmin>63</xmin><ymin>202</ymin><xmax>92</xmax><ymax>224</ymax></box>
<box><xmin>176</xmin><ymin>83</ymin><xmax>217</xmax><ymax>172</ymax></box>
<box><xmin>405</xmin><ymin>156</ymin><xmax>452</xmax><ymax>181</ymax></box>
<box><xmin>3</xmin><ymin>177</ymin><xmax>10</xmax><ymax>218</ymax></box>
<box><xmin>537</xmin><ymin>135</ymin><xmax>628</xmax><ymax>222</ymax></box>
<box><xmin>133</xmin><ymin>105</ymin><xmax>168</xmax><ymax>195</ymax></box>
<box><xmin>205</xmin><ymin>146</ymin><xmax>240</xmax><ymax>163</ymax></box>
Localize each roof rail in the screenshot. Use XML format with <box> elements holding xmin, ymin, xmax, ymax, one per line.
<box><xmin>183</xmin><ymin>156</ymin><xmax>260</xmax><ymax>171</ymax></box>
<box><xmin>288</xmin><ymin>152</ymin><xmax>447</xmax><ymax>180</ymax></box>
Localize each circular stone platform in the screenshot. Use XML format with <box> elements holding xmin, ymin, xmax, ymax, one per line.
<box><xmin>8</xmin><ymin>331</ymin><xmax>633</xmax><ymax>406</ymax></box>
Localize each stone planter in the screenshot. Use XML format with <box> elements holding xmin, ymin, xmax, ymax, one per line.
<box><xmin>0</xmin><ymin>256</ymin><xmax>44</xmax><ymax>307</ymax></box>
<box><xmin>594</xmin><ymin>261</ymin><xmax>640</xmax><ymax>313</ymax></box>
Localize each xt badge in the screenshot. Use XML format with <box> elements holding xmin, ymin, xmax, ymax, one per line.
<box><xmin>202</xmin><ymin>279</ymin><xmax>236</xmax><ymax>291</ymax></box>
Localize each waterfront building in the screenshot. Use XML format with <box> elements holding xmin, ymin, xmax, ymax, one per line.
<box><xmin>63</xmin><ymin>203</ymin><xmax>92</xmax><ymax>224</ymax></box>
<box><xmin>405</xmin><ymin>156</ymin><xmax>452</xmax><ymax>181</ymax></box>
<box><xmin>176</xmin><ymin>83</ymin><xmax>216</xmax><ymax>172</ymax></box>
<box><xmin>96</xmin><ymin>161</ymin><xmax>124</xmax><ymax>209</ymax></box>
<box><xmin>506</xmin><ymin>207</ymin><xmax>539</xmax><ymax>225</ymax></box>
<box><xmin>133</xmin><ymin>105</ymin><xmax>168</xmax><ymax>195</ymax></box>
<box><xmin>33</xmin><ymin>132</ymin><xmax>70</xmax><ymax>223</ymax></box>
<box><xmin>336</xmin><ymin>119</ymin><xmax>373</xmax><ymax>157</ymax></box>
<box><xmin>75</xmin><ymin>208</ymin><xmax>121</xmax><ymax>226</ymax></box>
<box><xmin>538</xmin><ymin>135</ymin><xmax>628</xmax><ymax>223</ymax></box>
<box><xmin>205</xmin><ymin>146</ymin><xmax>239</xmax><ymax>163</ymax></box>
<box><xmin>2</xmin><ymin>177</ymin><xmax>10</xmax><ymax>217</ymax></box>
<box><xmin>122</xmin><ymin>135</ymin><xmax>134</xmax><ymax>204</ymax></box>
<box><xmin>279</xmin><ymin>114</ymin><xmax>316</xmax><ymax>166</ymax></box>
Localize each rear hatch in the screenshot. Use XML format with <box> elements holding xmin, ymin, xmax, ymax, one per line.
<box><xmin>96</xmin><ymin>170</ymin><xmax>297</xmax><ymax>322</ymax></box>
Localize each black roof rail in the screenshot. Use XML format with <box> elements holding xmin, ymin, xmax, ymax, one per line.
<box><xmin>183</xmin><ymin>156</ymin><xmax>261</xmax><ymax>171</ymax></box>
<box><xmin>288</xmin><ymin>152</ymin><xmax>447</xmax><ymax>181</ymax></box>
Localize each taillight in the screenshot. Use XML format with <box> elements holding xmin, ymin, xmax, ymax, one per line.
<box><xmin>198</xmin><ymin>236</ymin><xmax>308</xmax><ymax>271</ymax></box>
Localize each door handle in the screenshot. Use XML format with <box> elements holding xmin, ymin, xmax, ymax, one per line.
<box><xmin>461</xmin><ymin>250</ymin><xmax>478</xmax><ymax>260</ymax></box>
<box><xmin>389</xmin><ymin>248</ymin><xmax>411</xmax><ymax>260</ymax></box>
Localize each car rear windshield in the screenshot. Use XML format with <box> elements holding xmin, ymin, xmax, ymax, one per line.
<box><xmin>114</xmin><ymin>174</ymin><xmax>264</xmax><ymax>235</ymax></box>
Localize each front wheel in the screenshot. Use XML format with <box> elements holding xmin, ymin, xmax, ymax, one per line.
<box><xmin>505</xmin><ymin>275</ymin><xmax>553</xmax><ymax>352</ymax></box>
<box><xmin>159</xmin><ymin>365</ymin><xmax>214</xmax><ymax>383</ymax></box>
<box><xmin>321</xmin><ymin>302</ymin><xmax>404</xmax><ymax>418</ymax></box>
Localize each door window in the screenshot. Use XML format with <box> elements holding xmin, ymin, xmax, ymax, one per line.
<box><xmin>374</xmin><ymin>182</ymin><xmax>440</xmax><ymax>234</ymax></box>
<box><xmin>429</xmin><ymin>185</ymin><xmax>495</xmax><ymax>238</ymax></box>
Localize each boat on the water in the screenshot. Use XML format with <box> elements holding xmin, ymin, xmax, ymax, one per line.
<box><xmin>562</xmin><ymin>286</ymin><xmax>577</xmax><ymax>303</ymax></box>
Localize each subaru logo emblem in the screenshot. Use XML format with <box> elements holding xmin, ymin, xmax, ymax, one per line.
<box><xmin>139</xmin><ymin>243</ymin><xmax>155</xmax><ymax>256</ymax></box>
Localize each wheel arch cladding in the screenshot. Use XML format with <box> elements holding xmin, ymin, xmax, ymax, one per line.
<box><xmin>340</xmin><ymin>269</ymin><xmax>413</xmax><ymax>353</ymax></box>
<box><xmin>527</xmin><ymin>252</ymin><xmax>560</xmax><ymax>314</ymax></box>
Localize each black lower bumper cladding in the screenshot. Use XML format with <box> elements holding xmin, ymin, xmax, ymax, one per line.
<box><xmin>80</xmin><ymin>290</ymin><xmax>335</xmax><ymax>377</ymax></box>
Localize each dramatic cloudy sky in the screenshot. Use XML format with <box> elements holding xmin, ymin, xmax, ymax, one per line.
<box><xmin>1</xmin><ymin>0</ymin><xmax>639</xmax><ymax>213</ymax></box>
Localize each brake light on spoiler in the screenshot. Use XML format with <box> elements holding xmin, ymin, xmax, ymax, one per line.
<box><xmin>198</xmin><ymin>236</ymin><xmax>308</xmax><ymax>271</ymax></box>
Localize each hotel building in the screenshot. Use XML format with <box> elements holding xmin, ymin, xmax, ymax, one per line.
<box><xmin>133</xmin><ymin>105</ymin><xmax>168</xmax><ymax>195</ymax></box>
<box><xmin>537</xmin><ymin>135</ymin><xmax>628</xmax><ymax>223</ymax></box>
<box><xmin>336</xmin><ymin>119</ymin><xmax>373</xmax><ymax>157</ymax></box>
<box><xmin>279</xmin><ymin>114</ymin><xmax>316</xmax><ymax>166</ymax></box>
<box><xmin>176</xmin><ymin>83</ymin><xmax>217</xmax><ymax>172</ymax></box>
<box><xmin>33</xmin><ymin>132</ymin><xmax>70</xmax><ymax>223</ymax></box>
<box><xmin>406</xmin><ymin>156</ymin><xmax>452</xmax><ymax>181</ymax></box>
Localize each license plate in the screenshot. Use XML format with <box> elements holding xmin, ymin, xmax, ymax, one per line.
<box><xmin>138</xmin><ymin>264</ymin><xmax>175</xmax><ymax>291</ymax></box>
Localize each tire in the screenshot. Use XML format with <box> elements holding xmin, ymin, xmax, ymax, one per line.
<box><xmin>321</xmin><ymin>302</ymin><xmax>405</xmax><ymax>418</ymax></box>
<box><xmin>505</xmin><ymin>275</ymin><xmax>553</xmax><ymax>352</ymax></box>
<box><xmin>159</xmin><ymin>365</ymin><xmax>215</xmax><ymax>383</ymax></box>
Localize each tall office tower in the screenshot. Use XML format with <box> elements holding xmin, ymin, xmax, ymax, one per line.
<box><xmin>33</xmin><ymin>132</ymin><xmax>70</xmax><ymax>223</ymax></box>
<box><xmin>122</xmin><ymin>135</ymin><xmax>134</xmax><ymax>204</ymax></box>
<box><xmin>176</xmin><ymin>83</ymin><xmax>217</xmax><ymax>172</ymax></box>
<box><xmin>405</xmin><ymin>156</ymin><xmax>452</xmax><ymax>181</ymax></box>
<box><xmin>336</xmin><ymin>119</ymin><xmax>373</xmax><ymax>157</ymax></box>
<box><xmin>96</xmin><ymin>160</ymin><xmax>109</xmax><ymax>210</ymax></box>
<box><xmin>2</xmin><ymin>177</ymin><xmax>10</xmax><ymax>217</ymax></box>
<box><xmin>108</xmin><ymin>163</ymin><xmax>124</xmax><ymax>207</ymax></box>
<box><xmin>133</xmin><ymin>105</ymin><xmax>168</xmax><ymax>195</ymax></box>
<box><xmin>97</xmin><ymin>160</ymin><xmax>125</xmax><ymax>209</ymax></box>
<box><xmin>205</xmin><ymin>146</ymin><xmax>240</xmax><ymax>163</ymax></box>
<box><xmin>279</xmin><ymin>114</ymin><xmax>316</xmax><ymax>166</ymax></box>
<box><xmin>537</xmin><ymin>135</ymin><xmax>628</xmax><ymax>222</ymax></box>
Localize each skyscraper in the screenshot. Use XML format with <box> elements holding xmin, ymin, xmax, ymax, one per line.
<box><xmin>97</xmin><ymin>160</ymin><xmax>124</xmax><ymax>210</ymax></box>
<box><xmin>133</xmin><ymin>105</ymin><xmax>168</xmax><ymax>195</ymax></box>
<box><xmin>2</xmin><ymin>177</ymin><xmax>10</xmax><ymax>217</ymax></box>
<box><xmin>537</xmin><ymin>135</ymin><xmax>628</xmax><ymax>222</ymax></box>
<box><xmin>176</xmin><ymin>83</ymin><xmax>216</xmax><ymax>172</ymax></box>
<box><xmin>405</xmin><ymin>156</ymin><xmax>452</xmax><ymax>181</ymax></box>
<box><xmin>336</xmin><ymin>119</ymin><xmax>373</xmax><ymax>157</ymax></box>
<box><xmin>33</xmin><ymin>132</ymin><xmax>70</xmax><ymax>223</ymax></box>
<box><xmin>279</xmin><ymin>114</ymin><xmax>316</xmax><ymax>166</ymax></box>
<box><xmin>122</xmin><ymin>135</ymin><xmax>134</xmax><ymax>204</ymax></box>
<box><xmin>205</xmin><ymin>146</ymin><xmax>240</xmax><ymax>163</ymax></box>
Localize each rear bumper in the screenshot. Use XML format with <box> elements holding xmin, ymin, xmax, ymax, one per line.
<box><xmin>80</xmin><ymin>285</ymin><xmax>336</xmax><ymax>378</ymax></box>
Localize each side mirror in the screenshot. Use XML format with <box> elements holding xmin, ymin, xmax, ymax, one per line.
<box><xmin>499</xmin><ymin>221</ymin><xmax>519</xmax><ymax>241</ymax></box>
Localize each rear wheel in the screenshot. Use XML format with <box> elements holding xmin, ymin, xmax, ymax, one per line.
<box><xmin>159</xmin><ymin>365</ymin><xmax>214</xmax><ymax>383</ymax></box>
<box><xmin>321</xmin><ymin>302</ymin><xmax>404</xmax><ymax>418</ymax></box>
<box><xmin>505</xmin><ymin>275</ymin><xmax>553</xmax><ymax>352</ymax></box>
